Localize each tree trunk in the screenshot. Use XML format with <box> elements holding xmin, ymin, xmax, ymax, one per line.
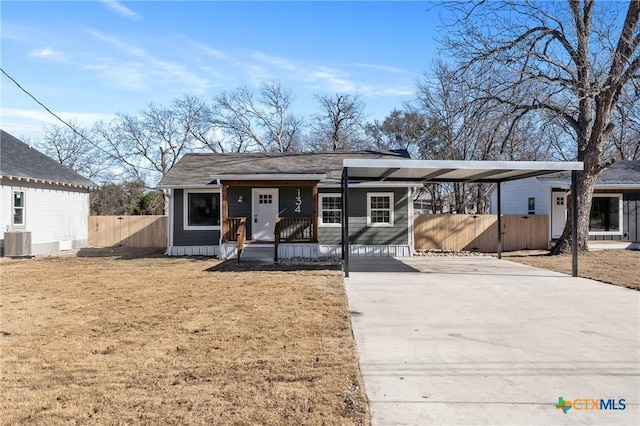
<box><xmin>550</xmin><ymin>166</ymin><xmax>599</xmax><ymax>254</ymax></box>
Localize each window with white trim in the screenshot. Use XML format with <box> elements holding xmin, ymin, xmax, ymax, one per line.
<box><xmin>319</xmin><ymin>194</ymin><xmax>342</xmax><ymax>226</ymax></box>
<box><xmin>367</xmin><ymin>192</ymin><xmax>394</xmax><ymax>227</ymax></box>
<box><xmin>589</xmin><ymin>194</ymin><xmax>623</xmax><ymax>235</ymax></box>
<box><xmin>183</xmin><ymin>190</ymin><xmax>221</xmax><ymax>230</ymax></box>
<box><xmin>12</xmin><ymin>190</ymin><xmax>25</xmax><ymax>227</ymax></box>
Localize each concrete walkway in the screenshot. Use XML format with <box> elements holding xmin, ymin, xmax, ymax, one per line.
<box><xmin>345</xmin><ymin>256</ymin><xmax>639</xmax><ymax>425</ymax></box>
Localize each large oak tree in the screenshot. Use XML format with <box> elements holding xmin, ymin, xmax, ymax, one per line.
<box><xmin>440</xmin><ymin>0</ymin><xmax>640</xmax><ymax>252</ymax></box>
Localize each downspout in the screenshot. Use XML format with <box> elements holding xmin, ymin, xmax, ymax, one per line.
<box><xmin>167</xmin><ymin>188</ymin><xmax>173</xmax><ymax>255</ymax></box>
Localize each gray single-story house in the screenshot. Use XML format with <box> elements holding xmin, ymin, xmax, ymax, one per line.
<box><xmin>488</xmin><ymin>160</ymin><xmax>640</xmax><ymax>243</ymax></box>
<box><xmin>156</xmin><ymin>150</ymin><xmax>417</xmax><ymax>259</ymax></box>
<box><xmin>1</xmin><ymin>130</ymin><xmax>94</xmax><ymax>256</ymax></box>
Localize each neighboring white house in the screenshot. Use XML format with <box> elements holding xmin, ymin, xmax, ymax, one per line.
<box><xmin>1</xmin><ymin>130</ymin><xmax>94</xmax><ymax>256</ymax></box>
<box><xmin>488</xmin><ymin>160</ymin><xmax>640</xmax><ymax>244</ymax></box>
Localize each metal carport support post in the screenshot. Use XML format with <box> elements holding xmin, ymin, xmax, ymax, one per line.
<box><xmin>572</xmin><ymin>170</ymin><xmax>578</xmax><ymax>277</ymax></box>
<box><xmin>497</xmin><ymin>182</ymin><xmax>502</xmax><ymax>259</ymax></box>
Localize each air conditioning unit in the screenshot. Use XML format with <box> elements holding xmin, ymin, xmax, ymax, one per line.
<box><xmin>4</xmin><ymin>231</ymin><xmax>32</xmax><ymax>257</ymax></box>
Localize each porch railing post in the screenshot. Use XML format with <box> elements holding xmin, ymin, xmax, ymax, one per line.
<box><xmin>274</xmin><ymin>217</ymin><xmax>282</xmax><ymax>262</ymax></box>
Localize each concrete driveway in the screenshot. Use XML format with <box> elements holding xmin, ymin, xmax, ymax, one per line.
<box><xmin>345</xmin><ymin>256</ymin><xmax>639</xmax><ymax>425</ymax></box>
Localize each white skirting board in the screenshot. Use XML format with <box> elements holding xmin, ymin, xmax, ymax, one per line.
<box><xmin>277</xmin><ymin>243</ymin><xmax>319</xmax><ymax>259</ymax></box>
<box><xmin>168</xmin><ymin>244</ymin><xmax>412</xmax><ymax>258</ymax></box>
<box><xmin>167</xmin><ymin>245</ymin><xmax>220</xmax><ymax>256</ymax></box>
<box><xmin>320</xmin><ymin>245</ymin><xmax>412</xmax><ymax>257</ymax></box>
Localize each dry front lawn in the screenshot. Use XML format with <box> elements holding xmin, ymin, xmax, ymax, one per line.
<box><xmin>1</xmin><ymin>252</ymin><xmax>368</xmax><ymax>425</ymax></box>
<box><xmin>504</xmin><ymin>249</ymin><xmax>640</xmax><ymax>290</ymax></box>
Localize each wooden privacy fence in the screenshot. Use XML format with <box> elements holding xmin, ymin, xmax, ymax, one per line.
<box><xmin>89</xmin><ymin>216</ymin><xmax>167</xmax><ymax>248</ymax></box>
<box><xmin>414</xmin><ymin>214</ymin><xmax>549</xmax><ymax>252</ymax></box>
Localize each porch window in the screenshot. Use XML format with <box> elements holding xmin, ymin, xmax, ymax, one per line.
<box><xmin>13</xmin><ymin>190</ymin><xmax>25</xmax><ymax>227</ymax></box>
<box><xmin>589</xmin><ymin>194</ymin><xmax>622</xmax><ymax>235</ymax></box>
<box><xmin>319</xmin><ymin>194</ymin><xmax>342</xmax><ymax>226</ymax></box>
<box><xmin>184</xmin><ymin>190</ymin><xmax>221</xmax><ymax>230</ymax></box>
<box><xmin>367</xmin><ymin>192</ymin><xmax>394</xmax><ymax>227</ymax></box>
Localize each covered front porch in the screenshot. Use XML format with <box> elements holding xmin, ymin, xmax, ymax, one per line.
<box><xmin>219</xmin><ymin>179</ymin><xmax>320</xmax><ymax>261</ymax></box>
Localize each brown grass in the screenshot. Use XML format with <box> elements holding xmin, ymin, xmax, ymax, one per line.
<box><xmin>503</xmin><ymin>249</ymin><xmax>640</xmax><ymax>290</ymax></box>
<box><xmin>0</xmin><ymin>251</ymin><xmax>368</xmax><ymax>425</ymax></box>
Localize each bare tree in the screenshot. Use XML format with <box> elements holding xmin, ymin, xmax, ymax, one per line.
<box><xmin>95</xmin><ymin>95</ymin><xmax>211</xmax><ymax>185</ymax></box>
<box><xmin>440</xmin><ymin>0</ymin><xmax>640</xmax><ymax>252</ymax></box>
<box><xmin>607</xmin><ymin>84</ymin><xmax>640</xmax><ymax>160</ymax></box>
<box><xmin>35</xmin><ymin>120</ymin><xmax>116</xmax><ymax>184</ymax></box>
<box><xmin>365</xmin><ymin>109</ymin><xmax>427</xmax><ymax>156</ymax></box>
<box><xmin>413</xmin><ymin>61</ymin><xmax>551</xmax><ymax>212</ymax></box>
<box><xmin>312</xmin><ymin>93</ymin><xmax>367</xmax><ymax>151</ymax></box>
<box><xmin>210</xmin><ymin>82</ymin><xmax>303</xmax><ymax>152</ymax></box>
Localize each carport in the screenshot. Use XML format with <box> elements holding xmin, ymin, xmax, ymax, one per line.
<box><xmin>340</xmin><ymin>160</ymin><xmax>583</xmax><ymax>277</ymax></box>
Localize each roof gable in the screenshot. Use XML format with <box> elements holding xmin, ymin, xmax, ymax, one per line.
<box><xmin>1</xmin><ymin>130</ymin><xmax>94</xmax><ymax>187</ymax></box>
<box><xmin>157</xmin><ymin>150</ymin><xmax>411</xmax><ymax>187</ymax></box>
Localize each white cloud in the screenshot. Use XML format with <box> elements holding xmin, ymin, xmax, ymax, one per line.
<box><xmin>1</xmin><ymin>108</ymin><xmax>115</xmax><ymax>141</ymax></box>
<box><xmin>87</xmin><ymin>31</ymin><xmax>212</xmax><ymax>93</ymax></box>
<box><xmin>100</xmin><ymin>0</ymin><xmax>141</xmax><ymax>21</ymax></box>
<box><xmin>29</xmin><ymin>47</ymin><xmax>71</xmax><ymax>63</ymax></box>
<box><xmin>252</xmin><ymin>52</ymin><xmax>297</xmax><ymax>71</ymax></box>
<box><xmin>192</xmin><ymin>42</ymin><xmax>227</xmax><ymax>60</ymax></box>
<box><xmin>353</xmin><ymin>63</ymin><xmax>408</xmax><ymax>74</ymax></box>
<box><xmin>248</xmin><ymin>51</ymin><xmax>411</xmax><ymax>97</ymax></box>
<box><xmin>367</xmin><ymin>87</ymin><xmax>415</xmax><ymax>97</ymax></box>
<box><xmin>2</xmin><ymin>107</ymin><xmax>114</xmax><ymax>125</ymax></box>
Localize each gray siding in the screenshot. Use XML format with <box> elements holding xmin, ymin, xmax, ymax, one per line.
<box><xmin>627</xmin><ymin>192</ymin><xmax>639</xmax><ymax>242</ymax></box>
<box><xmin>318</xmin><ymin>187</ymin><xmax>409</xmax><ymax>245</ymax></box>
<box><xmin>278</xmin><ymin>186</ymin><xmax>313</xmax><ymax>218</ymax></box>
<box><xmin>171</xmin><ymin>186</ymin><xmax>410</xmax><ymax>247</ymax></box>
<box><xmin>173</xmin><ymin>189</ymin><xmax>220</xmax><ymax>246</ymax></box>
<box><xmin>228</xmin><ymin>187</ymin><xmax>253</xmax><ymax>236</ymax></box>
<box><xmin>589</xmin><ymin>191</ymin><xmax>639</xmax><ymax>242</ymax></box>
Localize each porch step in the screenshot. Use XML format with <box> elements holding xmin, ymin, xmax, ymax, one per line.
<box><xmin>239</xmin><ymin>245</ymin><xmax>274</xmax><ymax>264</ymax></box>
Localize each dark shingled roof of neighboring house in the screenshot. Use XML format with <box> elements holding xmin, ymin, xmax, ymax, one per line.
<box><xmin>1</xmin><ymin>129</ymin><xmax>95</xmax><ymax>187</ymax></box>
<box><xmin>156</xmin><ymin>149</ymin><xmax>411</xmax><ymax>187</ymax></box>
<box><xmin>537</xmin><ymin>160</ymin><xmax>640</xmax><ymax>185</ymax></box>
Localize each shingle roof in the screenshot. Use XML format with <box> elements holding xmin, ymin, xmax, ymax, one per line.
<box><xmin>157</xmin><ymin>149</ymin><xmax>411</xmax><ymax>187</ymax></box>
<box><xmin>1</xmin><ymin>130</ymin><xmax>95</xmax><ymax>187</ymax></box>
<box><xmin>537</xmin><ymin>160</ymin><xmax>640</xmax><ymax>185</ymax></box>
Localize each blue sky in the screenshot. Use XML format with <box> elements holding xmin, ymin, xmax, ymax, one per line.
<box><xmin>1</xmin><ymin>1</ymin><xmax>444</xmax><ymax>140</ymax></box>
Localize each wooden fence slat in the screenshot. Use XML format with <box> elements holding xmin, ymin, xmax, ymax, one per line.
<box><xmin>89</xmin><ymin>216</ymin><xmax>167</xmax><ymax>248</ymax></box>
<box><xmin>414</xmin><ymin>214</ymin><xmax>548</xmax><ymax>252</ymax></box>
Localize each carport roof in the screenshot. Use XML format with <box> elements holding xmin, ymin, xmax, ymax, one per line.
<box><xmin>342</xmin><ymin>159</ymin><xmax>584</xmax><ymax>183</ymax></box>
<box><xmin>339</xmin><ymin>158</ymin><xmax>585</xmax><ymax>279</ymax></box>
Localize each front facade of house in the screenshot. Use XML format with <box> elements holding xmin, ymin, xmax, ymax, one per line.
<box><xmin>157</xmin><ymin>151</ymin><xmax>416</xmax><ymax>259</ymax></box>
<box><xmin>1</xmin><ymin>130</ymin><xmax>94</xmax><ymax>256</ymax></box>
<box><xmin>488</xmin><ymin>161</ymin><xmax>640</xmax><ymax>243</ymax></box>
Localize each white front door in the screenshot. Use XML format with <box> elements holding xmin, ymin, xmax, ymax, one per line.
<box><xmin>252</xmin><ymin>188</ymin><xmax>279</xmax><ymax>241</ymax></box>
<box><xmin>551</xmin><ymin>191</ymin><xmax>567</xmax><ymax>238</ymax></box>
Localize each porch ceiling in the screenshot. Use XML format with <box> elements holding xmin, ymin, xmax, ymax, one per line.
<box><xmin>342</xmin><ymin>159</ymin><xmax>584</xmax><ymax>183</ymax></box>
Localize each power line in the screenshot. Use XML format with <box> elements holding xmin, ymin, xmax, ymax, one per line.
<box><xmin>1</xmin><ymin>67</ymin><xmax>99</xmax><ymax>147</ymax></box>
<box><xmin>1</xmin><ymin>67</ymin><xmax>158</xmax><ymax>176</ymax></box>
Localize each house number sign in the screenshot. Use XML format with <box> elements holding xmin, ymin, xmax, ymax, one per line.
<box><xmin>295</xmin><ymin>189</ymin><xmax>302</xmax><ymax>213</ymax></box>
